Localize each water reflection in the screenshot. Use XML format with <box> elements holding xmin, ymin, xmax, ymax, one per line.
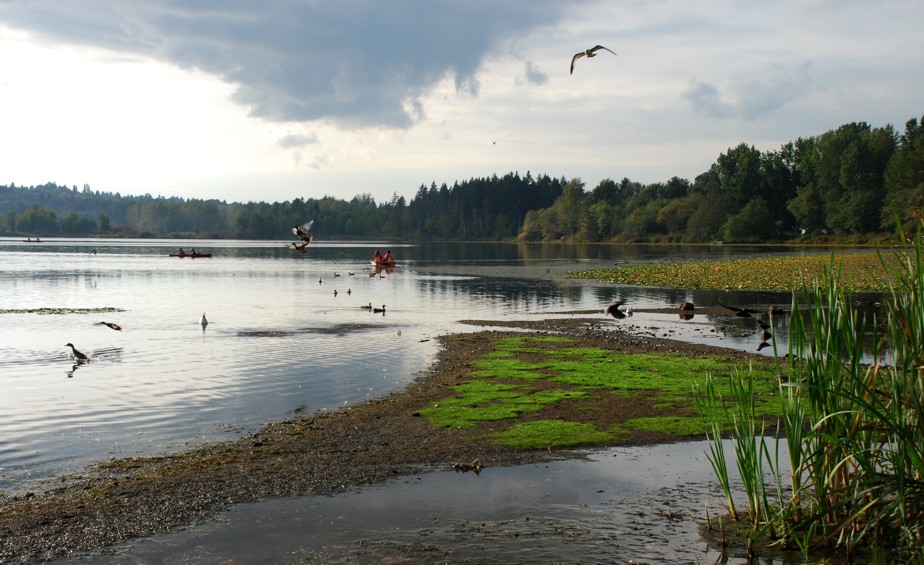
<box><xmin>0</xmin><ymin>239</ymin><xmax>886</xmax><ymax>496</ymax></box>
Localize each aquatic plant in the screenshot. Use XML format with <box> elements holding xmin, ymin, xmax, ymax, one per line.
<box><xmin>698</xmin><ymin>222</ymin><xmax>924</xmax><ymax>561</ymax></box>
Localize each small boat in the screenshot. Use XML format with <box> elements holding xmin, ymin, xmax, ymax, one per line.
<box><xmin>371</xmin><ymin>259</ymin><xmax>396</xmax><ymax>267</ymax></box>
<box><xmin>22</xmin><ymin>238</ymin><xmax>43</xmax><ymax>243</ymax></box>
<box><xmin>169</xmin><ymin>251</ymin><xmax>212</xmax><ymax>258</ymax></box>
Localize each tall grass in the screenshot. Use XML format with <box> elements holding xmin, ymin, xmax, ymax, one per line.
<box><xmin>698</xmin><ymin>222</ymin><xmax>924</xmax><ymax>561</ymax></box>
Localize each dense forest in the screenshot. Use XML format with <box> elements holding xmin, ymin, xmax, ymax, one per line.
<box><xmin>520</xmin><ymin>115</ymin><xmax>924</xmax><ymax>243</ymax></box>
<box><xmin>2</xmin><ymin>114</ymin><xmax>922</xmax><ymax>243</ymax></box>
<box><xmin>0</xmin><ymin>172</ymin><xmax>564</xmax><ymax>240</ymax></box>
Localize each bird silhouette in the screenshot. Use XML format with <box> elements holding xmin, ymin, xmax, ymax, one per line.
<box><xmin>756</xmin><ymin>341</ymin><xmax>772</xmax><ymax>352</ymax></box>
<box><xmin>361</xmin><ymin>302</ymin><xmax>373</xmax><ymax>310</ymax></box>
<box><xmin>718</xmin><ymin>302</ymin><xmax>761</xmax><ymax>318</ymax></box>
<box><xmin>199</xmin><ymin>313</ymin><xmax>208</xmax><ymax>329</ymax></box>
<box><xmin>97</xmin><ymin>321</ymin><xmax>122</xmax><ymax>331</ymax></box>
<box><xmin>757</xmin><ymin>319</ymin><xmax>771</xmax><ymax>331</ymax></box>
<box><xmin>605</xmin><ymin>301</ymin><xmax>626</xmax><ymax>319</ymax></box>
<box><xmin>292</xmin><ymin>242</ymin><xmax>308</xmax><ymax>254</ymax></box>
<box><xmin>65</xmin><ymin>342</ymin><xmax>88</xmax><ymax>360</ymax></box>
<box><xmin>570</xmin><ymin>45</ymin><xmax>616</xmax><ymax>74</ymax></box>
<box><xmin>292</xmin><ymin>220</ymin><xmax>314</xmax><ymax>244</ymax></box>
<box><xmin>759</xmin><ymin>329</ymin><xmax>773</xmax><ymax>342</ymax></box>
<box><xmin>373</xmin><ymin>305</ymin><xmax>386</xmax><ymax>314</ymax></box>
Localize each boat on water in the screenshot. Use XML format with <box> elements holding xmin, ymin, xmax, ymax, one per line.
<box><xmin>370</xmin><ymin>259</ymin><xmax>396</xmax><ymax>267</ymax></box>
<box><xmin>169</xmin><ymin>250</ymin><xmax>212</xmax><ymax>258</ymax></box>
<box><xmin>22</xmin><ymin>238</ymin><xmax>43</xmax><ymax>243</ymax></box>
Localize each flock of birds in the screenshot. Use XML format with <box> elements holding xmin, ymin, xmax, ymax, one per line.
<box><xmin>64</xmin><ymin>218</ymin><xmax>392</xmax><ymax>367</ymax></box>
<box><xmin>605</xmin><ymin>299</ymin><xmax>786</xmax><ymax>352</ymax></box>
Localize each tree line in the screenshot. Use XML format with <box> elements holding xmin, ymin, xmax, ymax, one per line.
<box><xmin>0</xmin><ymin>172</ymin><xmax>564</xmax><ymax>240</ymax></box>
<box><xmin>520</xmin><ymin>115</ymin><xmax>924</xmax><ymax>243</ymax></box>
<box><xmin>2</xmin><ymin>114</ymin><xmax>922</xmax><ymax>243</ymax></box>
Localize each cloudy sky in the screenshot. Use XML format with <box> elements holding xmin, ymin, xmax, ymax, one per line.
<box><xmin>1</xmin><ymin>1</ymin><xmax>922</xmax><ymax>204</ymax></box>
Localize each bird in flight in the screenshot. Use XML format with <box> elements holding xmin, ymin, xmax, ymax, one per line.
<box><xmin>292</xmin><ymin>220</ymin><xmax>314</xmax><ymax>244</ymax></box>
<box><xmin>570</xmin><ymin>45</ymin><xmax>616</xmax><ymax>75</ymax></box>
<box><xmin>292</xmin><ymin>242</ymin><xmax>308</xmax><ymax>255</ymax></box>
<box><xmin>97</xmin><ymin>321</ymin><xmax>122</xmax><ymax>331</ymax></box>
<box><xmin>605</xmin><ymin>300</ymin><xmax>626</xmax><ymax>319</ymax></box>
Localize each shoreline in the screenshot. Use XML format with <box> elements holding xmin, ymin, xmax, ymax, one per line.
<box><xmin>0</xmin><ymin>316</ymin><xmax>769</xmax><ymax>562</ymax></box>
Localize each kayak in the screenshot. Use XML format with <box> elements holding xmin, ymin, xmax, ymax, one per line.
<box><xmin>169</xmin><ymin>251</ymin><xmax>212</xmax><ymax>258</ymax></box>
<box><xmin>371</xmin><ymin>259</ymin><xmax>396</xmax><ymax>266</ymax></box>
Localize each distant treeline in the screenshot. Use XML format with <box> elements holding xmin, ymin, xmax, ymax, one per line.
<box><xmin>0</xmin><ymin>172</ymin><xmax>564</xmax><ymax>240</ymax></box>
<box><xmin>2</xmin><ymin>114</ymin><xmax>922</xmax><ymax>243</ymax></box>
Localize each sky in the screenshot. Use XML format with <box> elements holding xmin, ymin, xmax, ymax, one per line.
<box><xmin>1</xmin><ymin>1</ymin><xmax>922</xmax><ymax>205</ymax></box>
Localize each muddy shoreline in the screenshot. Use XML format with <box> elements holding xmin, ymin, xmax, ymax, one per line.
<box><xmin>0</xmin><ymin>311</ymin><xmax>774</xmax><ymax>563</ymax></box>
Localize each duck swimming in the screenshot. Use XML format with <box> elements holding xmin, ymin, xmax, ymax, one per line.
<box><xmin>373</xmin><ymin>305</ymin><xmax>386</xmax><ymax>313</ymax></box>
<box><xmin>199</xmin><ymin>313</ymin><xmax>208</xmax><ymax>329</ymax></box>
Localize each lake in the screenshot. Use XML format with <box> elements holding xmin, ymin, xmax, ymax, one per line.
<box><xmin>1</xmin><ymin>238</ymin><xmax>854</xmax><ymax>562</ymax></box>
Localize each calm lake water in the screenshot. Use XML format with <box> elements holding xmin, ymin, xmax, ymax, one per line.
<box><xmin>0</xmin><ymin>238</ymin><xmax>864</xmax><ymax>562</ymax></box>
<box><xmin>0</xmin><ymin>238</ymin><xmax>817</xmax><ymax>494</ymax></box>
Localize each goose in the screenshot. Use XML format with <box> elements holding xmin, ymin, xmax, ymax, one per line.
<box><xmin>570</xmin><ymin>45</ymin><xmax>616</xmax><ymax>74</ymax></box>
<box><xmin>373</xmin><ymin>305</ymin><xmax>386</xmax><ymax>313</ymax></box>
<box><xmin>292</xmin><ymin>242</ymin><xmax>308</xmax><ymax>254</ymax></box>
<box><xmin>65</xmin><ymin>342</ymin><xmax>88</xmax><ymax>360</ymax></box>
<box><xmin>292</xmin><ymin>220</ymin><xmax>314</xmax><ymax>244</ymax></box>
<box><xmin>361</xmin><ymin>303</ymin><xmax>373</xmax><ymax>310</ymax></box>
<box><xmin>199</xmin><ymin>313</ymin><xmax>208</xmax><ymax>329</ymax></box>
<box><xmin>97</xmin><ymin>321</ymin><xmax>122</xmax><ymax>331</ymax></box>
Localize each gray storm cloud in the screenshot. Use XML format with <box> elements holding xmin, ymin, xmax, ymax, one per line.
<box><xmin>2</xmin><ymin>1</ymin><xmax>569</xmax><ymax>129</ymax></box>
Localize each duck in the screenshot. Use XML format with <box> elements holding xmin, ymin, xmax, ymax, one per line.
<box><xmin>65</xmin><ymin>342</ymin><xmax>88</xmax><ymax>360</ymax></box>
<box><xmin>97</xmin><ymin>321</ymin><xmax>122</xmax><ymax>331</ymax></box>
<box><xmin>361</xmin><ymin>303</ymin><xmax>373</xmax><ymax>310</ymax></box>
<box><xmin>570</xmin><ymin>44</ymin><xmax>616</xmax><ymax>74</ymax></box>
<box><xmin>292</xmin><ymin>242</ymin><xmax>308</xmax><ymax>254</ymax></box>
<box><xmin>373</xmin><ymin>305</ymin><xmax>386</xmax><ymax>314</ymax></box>
<box><xmin>292</xmin><ymin>220</ymin><xmax>314</xmax><ymax>244</ymax></box>
<box><xmin>199</xmin><ymin>313</ymin><xmax>208</xmax><ymax>329</ymax></box>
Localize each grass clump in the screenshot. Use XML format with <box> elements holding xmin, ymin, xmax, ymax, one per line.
<box><xmin>493</xmin><ymin>420</ymin><xmax>615</xmax><ymax>449</ymax></box>
<box><xmin>698</xmin><ymin>222</ymin><xmax>924</xmax><ymax>562</ymax></box>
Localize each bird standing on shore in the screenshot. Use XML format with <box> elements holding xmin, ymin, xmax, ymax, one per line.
<box><xmin>97</xmin><ymin>321</ymin><xmax>122</xmax><ymax>331</ymax></box>
<box><xmin>570</xmin><ymin>45</ymin><xmax>616</xmax><ymax>74</ymax></box>
<box><xmin>65</xmin><ymin>342</ymin><xmax>88</xmax><ymax>360</ymax></box>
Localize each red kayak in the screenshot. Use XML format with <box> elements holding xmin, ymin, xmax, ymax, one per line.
<box><xmin>371</xmin><ymin>259</ymin><xmax>396</xmax><ymax>267</ymax></box>
<box><xmin>169</xmin><ymin>251</ymin><xmax>212</xmax><ymax>258</ymax></box>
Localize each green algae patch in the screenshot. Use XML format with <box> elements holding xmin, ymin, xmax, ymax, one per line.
<box><xmin>493</xmin><ymin>420</ymin><xmax>614</xmax><ymax>449</ymax></box>
<box><xmin>418</xmin><ymin>381</ymin><xmax>589</xmax><ymax>429</ymax></box>
<box><xmin>420</xmin><ymin>335</ymin><xmax>781</xmax><ymax>449</ymax></box>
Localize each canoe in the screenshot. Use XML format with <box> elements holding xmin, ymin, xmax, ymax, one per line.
<box><xmin>169</xmin><ymin>252</ymin><xmax>212</xmax><ymax>258</ymax></box>
<box><xmin>371</xmin><ymin>259</ymin><xmax>396</xmax><ymax>267</ymax></box>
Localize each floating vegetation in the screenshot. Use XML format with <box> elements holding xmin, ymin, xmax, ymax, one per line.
<box><xmin>569</xmin><ymin>252</ymin><xmax>905</xmax><ymax>292</ymax></box>
<box><xmin>0</xmin><ymin>307</ymin><xmax>125</xmax><ymax>315</ymax></box>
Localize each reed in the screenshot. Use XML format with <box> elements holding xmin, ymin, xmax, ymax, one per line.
<box><xmin>698</xmin><ymin>221</ymin><xmax>924</xmax><ymax>561</ymax></box>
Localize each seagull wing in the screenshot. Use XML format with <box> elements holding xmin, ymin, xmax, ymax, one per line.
<box><xmin>589</xmin><ymin>45</ymin><xmax>616</xmax><ymax>56</ymax></box>
<box><xmin>570</xmin><ymin>52</ymin><xmax>586</xmax><ymax>74</ymax></box>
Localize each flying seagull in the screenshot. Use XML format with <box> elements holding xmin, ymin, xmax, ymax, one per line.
<box><xmin>292</xmin><ymin>220</ymin><xmax>314</xmax><ymax>244</ymax></box>
<box><xmin>570</xmin><ymin>45</ymin><xmax>616</xmax><ymax>74</ymax></box>
<box><xmin>97</xmin><ymin>321</ymin><xmax>122</xmax><ymax>331</ymax></box>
